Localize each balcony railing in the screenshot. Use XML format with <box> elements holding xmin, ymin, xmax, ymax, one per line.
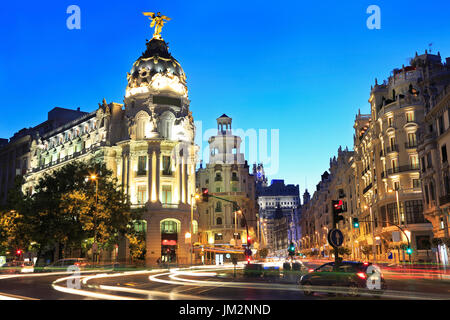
<box><xmin>162</xmin><ymin>169</ymin><xmax>173</xmax><ymax>176</ymax></box>
<box><xmin>363</xmin><ymin>183</ymin><xmax>373</xmax><ymax>194</ymax></box>
<box><xmin>387</xmin><ymin>164</ymin><xmax>419</xmax><ymax>175</ymax></box>
<box><xmin>214</xmin><ymin>176</ymin><xmax>223</xmax><ymax>182</ymax></box>
<box><xmin>361</xmin><ymin>166</ymin><xmax>370</xmax><ymax>177</ymax></box>
<box><xmin>385</xmin><ymin>145</ymin><xmax>399</xmax><ymax>154</ymax></box>
<box><xmin>136</xmin><ymin>170</ymin><xmax>147</xmax><ymax>176</ymax></box>
<box><xmin>405</xmin><ymin>142</ymin><xmax>418</xmax><ymax>149</ymax></box>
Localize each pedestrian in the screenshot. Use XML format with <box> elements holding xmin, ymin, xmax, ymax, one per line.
<box><xmin>156</xmin><ymin>257</ymin><xmax>161</xmax><ymax>265</ymax></box>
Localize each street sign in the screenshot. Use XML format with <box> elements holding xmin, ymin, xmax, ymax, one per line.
<box><xmin>327</xmin><ymin>229</ymin><xmax>344</xmax><ymax>247</ymax></box>
<box><xmin>388</xmin><ymin>252</ymin><xmax>393</xmax><ymax>259</ymax></box>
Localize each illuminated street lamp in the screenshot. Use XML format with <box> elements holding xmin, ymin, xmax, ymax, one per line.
<box><xmin>87</xmin><ymin>173</ymin><xmax>99</xmax><ymax>264</ymax></box>
<box><xmin>189</xmin><ymin>193</ymin><xmax>200</xmax><ymax>267</ymax></box>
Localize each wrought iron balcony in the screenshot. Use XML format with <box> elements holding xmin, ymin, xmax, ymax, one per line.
<box><xmin>137</xmin><ymin>170</ymin><xmax>147</xmax><ymax>176</ymax></box>
<box><xmin>387</xmin><ymin>164</ymin><xmax>419</xmax><ymax>175</ymax></box>
<box><xmin>405</xmin><ymin>142</ymin><xmax>418</xmax><ymax>149</ymax></box>
<box><xmin>385</xmin><ymin>145</ymin><xmax>399</xmax><ymax>154</ymax></box>
<box><xmin>363</xmin><ymin>183</ymin><xmax>373</xmax><ymax>194</ymax></box>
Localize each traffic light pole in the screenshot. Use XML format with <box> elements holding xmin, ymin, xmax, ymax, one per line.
<box><xmin>207</xmin><ymin>194</ymin><xmax>250</xmax><ymax>262</ymax></box>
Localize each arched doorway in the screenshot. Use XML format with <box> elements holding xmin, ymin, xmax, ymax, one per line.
<box><xmin>160</xmin><ymin>219</ymin><xmax>180</xmax><ymax>263</ymax></box>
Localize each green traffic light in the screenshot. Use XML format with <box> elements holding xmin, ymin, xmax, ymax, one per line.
<box><xmin>406</xmin><ymin>247</ymin><xmax>412</xmax><ymax>254</ymax></box>
<box><xmin>353</xmin><ymin>222</ymin><xmax>359</xmax><ymax>228</ymax></box>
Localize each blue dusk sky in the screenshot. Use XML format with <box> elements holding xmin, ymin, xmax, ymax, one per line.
<box><xmin>1</xmin><ymin>0</ymin><xmax>449</xmax><ymax>195</ymax></box>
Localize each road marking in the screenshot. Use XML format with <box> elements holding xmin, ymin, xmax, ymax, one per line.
<box><xmin>0</xmin><ymin>292</ymin><xmax>39</xmax><ymax>300</ymax></box>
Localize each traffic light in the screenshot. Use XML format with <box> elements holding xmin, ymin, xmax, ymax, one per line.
<box><xmin>352</xmin><ymin>217</ymin><xmax>360</xmax><ymax>228</ymax></box>
<box><xmin>406</xmin><ymin>247</ymin><xmax>413</xmax><ymax>255</ymax></box>
<box><xmin>15</xmin><ymin>249</ymin><xmax>22</xmax><ymax>256</ymax></box>
<box><xmin>332</xmin><ymin>200</ymin><xmax>345</xmax><ymax>225</ymax></box>
<box><xmin>247</xmin><ymin>235</ymin><xmax>251</xmax><ymax>246</ymax></box>
<box><xmin>288</xmin><ymin>242</ymin><xmax>295</xmax><ymax>256</ymax></box>
<box><xmin>201</xmin><ymin>188</ymin><xmax>209</xmax><ymax>202</ymax></box>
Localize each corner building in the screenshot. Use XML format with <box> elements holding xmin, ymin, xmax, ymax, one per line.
<box><xmin>353</xmin><ymin>51</ymin><xmax>450</xmax><ymax>263</ymax></box>
<box><xmin>196</xmin><ymin>115</ymin><xmax>258</xmax><ymax>258</ymax></box>
<box><xmin>24</xmin><ymin>35</ymin><xmax>198</xmax><ymax>265</ymax></box>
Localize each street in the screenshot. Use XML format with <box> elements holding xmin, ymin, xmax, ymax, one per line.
<box><xmin>1</xmin><ymin>261</ymin><xmax>449</xmax><ymax>300</ymax></box>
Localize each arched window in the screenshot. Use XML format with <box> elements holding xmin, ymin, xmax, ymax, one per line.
<box><xmin>136</xmin><ymin>111</ymin><xmax>150</xmax><ymax>140</ymax></box>
<box><xmin>159</xmin><ymin>111</ymin><xmax>175</xmax><ymax>140</ymax></box>
<box><xmin>133</xmin><ymin>220</ymin><xmax>147</xmax><ymax>233</ymax></box>
<box><xmin>216</xmin><ymin>217</ymin><xmax>222</xmax><ymax>225</ymax></box>
<box><xmin>161</xmin><ymin>219</ymin><xmax>180</xmax><ymax>234</ymax></box>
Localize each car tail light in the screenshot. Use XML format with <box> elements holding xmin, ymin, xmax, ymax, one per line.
<box><xmin>308</xmin><ymin>268</ymin><xmax>314</xmax><ymax>273</ymax></box>
<box><xmin>363</xmin><ymin>262</ymin><xmax>369</xmax><ymax>266</ymax></box>
<box><xmin>357</xmin><ymin>272</ymin><xmax>367</xmax><ymax>279</ymax></box>
<box><xmin>74</xmin><ymin>263</ymin><xmax>80</xmax><ymax>266</ymax></box>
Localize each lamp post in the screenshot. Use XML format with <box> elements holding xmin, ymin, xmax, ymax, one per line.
<box><xmin>88</xmin><ymin>174</ymin><xmax>98</xmax><ymax>265</ymax></box>
<box><xmin>389</xmin><ymin>186</ymin><xmax>407</xmax><ymax>262</ymax></box>
<box><xmin>190</xmin><ymin>193</ymin><xmax>200</xmax><ymax>267</ymax></box>
<box><xmin>363</xmin><ymin>204</ymin><xmax>376</xmax><ymax>263</ymax></box>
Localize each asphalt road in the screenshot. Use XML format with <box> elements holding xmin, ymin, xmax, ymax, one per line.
<box><xmin>0</xmin><ymin>263</ymin><xmax>449</xmax><ymax>300</ymax></box>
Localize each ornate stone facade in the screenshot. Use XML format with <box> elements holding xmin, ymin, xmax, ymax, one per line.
<box><xmin>196</xmin><ymin>115</ymin><xmax>258</xmax><ymax>258</ymax></box>
<box><xmin>23</xmin><ymin>37</ymin><xmax>198</xmax><ymax>265</ymax></box>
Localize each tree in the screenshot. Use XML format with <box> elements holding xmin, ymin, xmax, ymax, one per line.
<box><xmin>361</xmin><ymin>245</ymin><xmax>372</xmax><ymax>259</ymax></box>
<box><xmin>5</xmin><ymin>160</ymin><xmax>140</xmax><ymax>265</ymax></box>
<box><xmin>336</xmin><ymin>247</ymin><xmax>351</xmax><ymax>256</ymax></box>
<box><xmin>258</xmin><ymin>248</ymin><xmax>269</xmax><ymax>259</ymax></box>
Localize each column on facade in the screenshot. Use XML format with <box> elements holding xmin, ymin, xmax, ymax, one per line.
<box><xmin>183</xmin><ymin>159</ymin><xmax>188</xmax><ymax>204</ymax></box>
<box><xmin>178</xmin><ymin>151</ymin><xmax>183</xmax><ymax>204</ymax></box>
<box><xmin>147</xmin><ymin>146</ymin><xmax>153</xmax><ymax>203</ymax></box>
<box><xmin>155</xmin><ymin>148</ymin><xmax>160</xmax><ymax>202</ymax></box>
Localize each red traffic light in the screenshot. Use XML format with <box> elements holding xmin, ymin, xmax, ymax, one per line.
<box><xmin>16</xmin><ymin>249</ymin><xmax>22</xmax><ymax>255</ymax></box>
<box><xmin>201</xmin><ymin>188</ymin><xmax>209</xmax><ymax>202</ymax></box>
<box><xmin>333</xmin><ymin>200</ymin><xmax>343</xmax><ymax>209</ymax></box>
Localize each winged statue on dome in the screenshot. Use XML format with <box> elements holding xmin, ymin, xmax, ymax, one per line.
<box><xmin>142</xmin><ymin>12</ymin><xmax>171</xmax><ymax>40</ymax></box>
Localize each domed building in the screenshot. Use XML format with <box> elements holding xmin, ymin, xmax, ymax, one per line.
<box><xmin>24</xmin><ymin>17</ymin><xmax>198</xmax><ymax>265</ymax></box>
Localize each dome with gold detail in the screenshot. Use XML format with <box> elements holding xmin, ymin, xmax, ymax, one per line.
<box><xmin>126</xmin><ymin>38</ymin><xmax>187</xmax><ymax>98</ymax></box>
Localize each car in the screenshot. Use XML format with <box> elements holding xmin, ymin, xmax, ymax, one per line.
<box><xmin>43</xmin><ymin>258</ymin><xmax>89</xmax><ymax>271</ymax></box>
<box><xmin>299</xmin><ymin>261</ymin><xmax>386</xmax><ymax>296</ymax></box>
<box><xmin>0</xmin><ymin>260</ymin><xmax>34</xmax><ymax>274</ymax></box>
<box><xmin>20</xmin><ymin>260</ymin><xmax>35</xmax><ymax>273</ymax></box>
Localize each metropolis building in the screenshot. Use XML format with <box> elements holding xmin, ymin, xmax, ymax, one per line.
<box><xmin>23</xmin><ymin>26</ymin><xmax>198</xmax><ymax>265</ymax></box>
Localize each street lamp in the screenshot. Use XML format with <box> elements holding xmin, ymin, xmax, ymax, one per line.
<box><xmin>87</xmin><ymin>174</ymin><xmax>99</xmax><ymax>265</ymax></box>
<box><xmin>189</xmin><ymin>193</ymin><xmax>199</xmax><ymax>267</ymax></box>
<box><xmin>388</xmin><ymin>187</ymin><xmax>403</xmax><ymax>226</ymax></box>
